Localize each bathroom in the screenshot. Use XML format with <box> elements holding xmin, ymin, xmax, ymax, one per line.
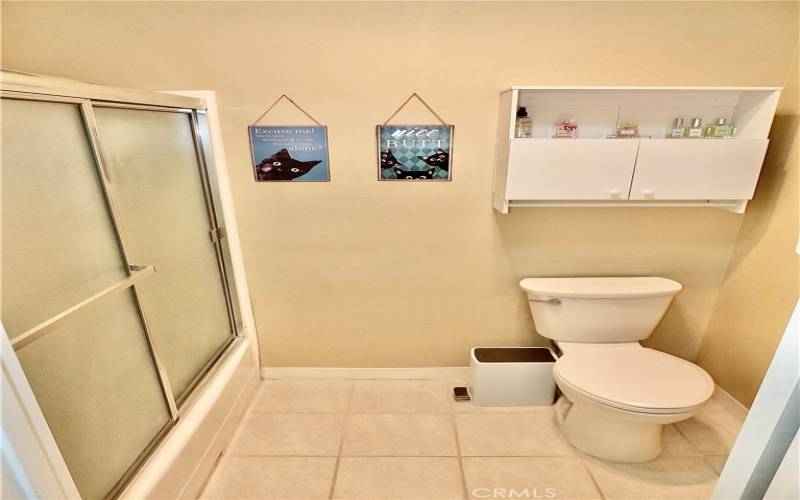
<box><xmin>1</xmin><ymin>1</ymin><xmax>798</xmax><ymax>499</ymax></box>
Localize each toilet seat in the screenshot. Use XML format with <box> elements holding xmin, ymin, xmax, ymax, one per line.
<box><xmin>553</xmin><ymin>343</ymin><xmax>714</xmax><ymax>414</ymax></box>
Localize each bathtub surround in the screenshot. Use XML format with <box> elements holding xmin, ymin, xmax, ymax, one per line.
<box><xmin>3</xmin><ymin>2</ymin><xmax>798</xmax><ymax>407</ymax></box>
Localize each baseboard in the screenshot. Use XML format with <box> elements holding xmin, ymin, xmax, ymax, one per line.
<box><xmin>713</xmin><ymin>384</ymin><xmax>749</xmax><ymax>421</ymax></box>
<box><xmin>261</xmin><ymin>366</ymin><xmax>470</xmax><ymax>379</ymax></box>
<box><xmin>261</xmin><ymin>369</ymin><xmax>747</xmax><ymax>420</ymax></box>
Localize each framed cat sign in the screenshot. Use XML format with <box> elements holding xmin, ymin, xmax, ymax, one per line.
<box><xmin>377</xmin><ymin>124</ymin><xmax>454</xmax><ymax>181</ymax></box>
<box><xmin>249</xmin><ymin>126</ymin><xmax>330</xmax><ymax>182</ymax></box>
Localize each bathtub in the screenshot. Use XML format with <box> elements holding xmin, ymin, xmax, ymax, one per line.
<box><xmin>120</xmin><ymin>337</ymin><xmax>260</xmax><ymax>499</ymax></box>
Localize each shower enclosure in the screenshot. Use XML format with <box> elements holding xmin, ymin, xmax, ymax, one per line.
<box><xmin>1</xmin><ymin>72</ymin><xmax>243</xmax><ymax>499</ymax></box>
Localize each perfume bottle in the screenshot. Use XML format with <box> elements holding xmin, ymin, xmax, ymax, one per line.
<box><xmin>614</xmin><ymin>122</ymin><xmax>639</xmax><ymax>139</ymax></box>
<box><xmin>515</xmin><ymin>107</ymin><xmax>533</xmax><ymax>138</ymax></box>
<box><xmin>685</xmin><ymin>118</ymin><xmax>704</xmax><ymax>139</ymax></box>
<box><xmin>666</xmin><ymin>118</ymin><xmax>685</xmax><ymax>139</ymax></box>
<box><xmin>705</xmin><ymin>118</ymin><xmax>736</xmax><ymax>139</ymax></box>
<box><xmin>552</xmin><ymin>119</ymin><xmax>578</xmax><ymax>139</ymax></box>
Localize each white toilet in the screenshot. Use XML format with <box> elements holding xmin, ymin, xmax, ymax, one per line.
<box><xmin>520</xmin><ymin>276</ymin><xmax>714</xmax><ymax>463</ymax></box>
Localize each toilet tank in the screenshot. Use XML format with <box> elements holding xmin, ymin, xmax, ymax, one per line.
<box><xmin>519</xmin><ymin>277</ymin><xmax>682</xmax><ymax>343</ymax></box>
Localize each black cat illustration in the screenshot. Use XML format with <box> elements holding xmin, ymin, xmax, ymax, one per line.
<box><xmin>392</xmin><ymin>167</ymin><xmax>436</xmax><ymax>180</ymax></box>
<box><xmin>380</xmin><ymin>149</ymin><xmax>406</xmax><ymax>170</ymax></box>
<box><xmin>255</xmin><ymin>149</ymin><xmax>321</xmax><ymax>181</ymax></box>
<box><xmin>417</xmin><ymin>149</ymin><xmax>449</xmax><ymax>171</ymax></box>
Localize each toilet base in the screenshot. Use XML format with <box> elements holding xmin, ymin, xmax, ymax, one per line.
<box><xmin>555</xmin><ymin>396</ymin><xmax>665</xmax><ymax>463</ymax></box>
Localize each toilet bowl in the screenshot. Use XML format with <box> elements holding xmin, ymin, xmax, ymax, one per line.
<box><xmin>553</xmin><ymin>342</ymin><xmax>713</xmax><ymax>462</ymax></box>
<box><xmin>519</xmin><ymin>277</ymin><xmax>714</xmax><ymax>463</ymax></box>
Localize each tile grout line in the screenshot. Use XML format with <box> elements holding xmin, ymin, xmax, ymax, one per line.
<box><xmin>224</xmin><ymin>453</ymin><xmax>589</xmax><ymax>458</ymax></box>
<box><xmin>227</xmin><ymin>454</ymin><xmax>471</xmax><ymax>458</ymax></box>
<box><xmin>547</xmin><ymin>399</ymin><xmax>607</xmax><ymax>500</ymax></box>
<box><xmin>198</xmin><ymin>382</ymin><xmax>264</xmax><ymax>497</ymax></box>
<box><xmin>448</xmin><ymin>381</ymin><xmax>470</xmax><ymax>500</ymax></box>
<box><xmin>700</xmin><ymin>454</ymin><xmax>727</xmax><ymax>477</ymax></box>
<box><xmin>328</xmin><ymin>379</ymin><xmax>356</xmax><ymax>500</ymax></box>
<box><xmin>671</xmin><ymin>420</ymin><xmax>733</xmax><ymax>461</ymax></box>
<box><xmin>249</xmin><ymin>409</ymin><xmax>561</xmax><ymax>415</ymax></box>
<box><xmin>577</xmin><ymin>454</ymin><xmax>608</xmax><ymax>500</ymax></box>
<box><xmin>195</xmin><ymin>449</ymin><xmax>225</xmax><ymax>499</ymax></box>
<box><xmin>672</xmin><ymin>421</ymin><xmax>692</xmax><ymax>441</ymax></box>
<box><xmin>250</xmin><ymin>408</ymin><xmax>592</xmax><ymax>415</ymax></box>
<box><xmin>249</xmin><ymin>410</ymin><xmax>455</xmax><ymax>414</ymax></box>
<box><xmin>668</xmin><ymin>423</ymin><xmax>706</xmax><ymax>460</ymax></box>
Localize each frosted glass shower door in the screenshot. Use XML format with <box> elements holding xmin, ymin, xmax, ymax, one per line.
<box><xmin>1</xmin><ymin>98</ymin><xmax>173</xmax><ymax>499</ymax></box>
<box><xmin>93</xmin><ymin>107</ymin><xmax>234</xmax><ymax>401</ymax></box>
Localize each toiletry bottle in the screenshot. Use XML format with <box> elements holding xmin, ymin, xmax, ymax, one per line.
<box><xmin>705</xmin><ymin>118</ymin><xmax>735</xmax><ymax>139</ymax></box>
<box><xmin>553</xmin><ymin>119</ymin><xmax>578</xmax><ymax>139</ymax></box>
<box><xmin>666</xmin><ymin>118</ymin><xmax>685</xmax><ymax>139</ymax></box>
<box><xmin>685</xmin><ymin>118</ymin><xmax>704</xmax><ymax>139</ymax></box>
<box><xmin>614</xmin><ymin>122</ymin><xmax>639</xmax><ymax>139</ymax></box>
<box><xmin>515</xmin><ymin>107</ymin><xmax>533</xmax><ymax>138</ymax></box>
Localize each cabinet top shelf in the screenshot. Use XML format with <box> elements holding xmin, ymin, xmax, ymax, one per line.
<box><xmin>504</xmin><ymin>86</ymin><xmax>782</xmax><ymax>92</ymax></box>
<box><xmin>502</xmin><ymin>86</ymin><xmax>782</xmax><ymax>141</ymax></box>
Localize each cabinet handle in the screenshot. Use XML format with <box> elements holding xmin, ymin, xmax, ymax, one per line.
<box><xmin>609</xmin><ymin>189</ymin><xmax>621</xmax><ymax>198</ymax></box>
<box><xmin>642</xmin><ymin>189</ymin><xmax>655</xmax><ymax>198</ymax></box>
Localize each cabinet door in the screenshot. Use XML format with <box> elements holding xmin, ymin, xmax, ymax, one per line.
<box><xmin>506</xmin><ymin>139</ymin><xmax>638</xmax><ymax>200</ymax></box>
<box><xmin>629</xmin><ymin>139</ymin><xmax>769</xmax><ymax>200</ymax></box>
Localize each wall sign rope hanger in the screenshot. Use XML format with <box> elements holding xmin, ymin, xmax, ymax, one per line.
<box><xmin>382</xmin><ymin>92</ymin><xmax>448</xmax><ymax>126</ymax></box>
<box><xmin>251</xmin><ymin>94</ymin><xmax>322</xmax><ymax>126</ymax></box>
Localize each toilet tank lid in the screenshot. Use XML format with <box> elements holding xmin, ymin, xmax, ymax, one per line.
<box><xmin>519</xmin><ymin>277</ymin><xmax>682</xmax><ymax>299</ymax></box>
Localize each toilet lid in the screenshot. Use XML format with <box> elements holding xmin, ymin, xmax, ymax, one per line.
<box><xmin>554</xmin><ymin>345</ymin><xmax>714</xmax><ymax>412</ymax></box>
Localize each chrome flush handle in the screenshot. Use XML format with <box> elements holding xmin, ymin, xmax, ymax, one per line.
<box><xmin>529</xmin><ymin>297</ymin><xmax>561</xmax><ymax>305</ymax></box>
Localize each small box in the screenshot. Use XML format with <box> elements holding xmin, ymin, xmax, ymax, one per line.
<box><xmin>469</xmin><ymin>347</ymin><xmax>557</xmax><ymax>407</ymax></box>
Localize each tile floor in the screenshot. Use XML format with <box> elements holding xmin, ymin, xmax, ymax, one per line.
<box><xmin>200</xmin><ymin>379</ymin><xmax>744</xmax><ymax>500</ymax></box>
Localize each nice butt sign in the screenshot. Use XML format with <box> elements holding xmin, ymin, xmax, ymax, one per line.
<box><xmin>377</xmin><ymin>124</ymin><xmax>454</xmax><ymax>181</ymax></box>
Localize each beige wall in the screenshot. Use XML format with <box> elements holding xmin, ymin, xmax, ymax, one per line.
<box><xmin>2</xmin><ymin>2</ymin><xmax>798</xmax><ymax>369</ymax></box>
<box><xmin>696</xmin><ymin>51</ymin><xmax>800</xmax><ymax>408</ymax></box>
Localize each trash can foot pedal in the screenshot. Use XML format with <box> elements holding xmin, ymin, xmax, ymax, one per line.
<box><xmin>453</xmin><ymin>386</ymin><xmax>471</xmax><ymax>401</ymax></box>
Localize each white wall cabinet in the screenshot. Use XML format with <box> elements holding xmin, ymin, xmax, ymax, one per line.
<box><xmin>492</xmin><ymin>87</ymin><xmax>781</xmax><ymax>213</ymax></box>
